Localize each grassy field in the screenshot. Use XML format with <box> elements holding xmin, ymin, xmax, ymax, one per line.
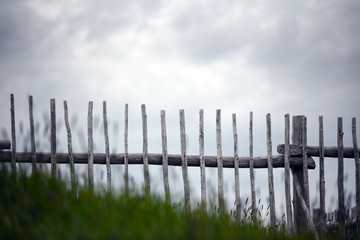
<box><xmin>0</xmin><ymin>166</ymin><xmax>319</xmax><ymax>240</ymax></box>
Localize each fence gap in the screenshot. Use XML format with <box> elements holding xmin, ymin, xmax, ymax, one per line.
<box><xmin>124</xmin><ymin>104</ymin><xmax>129</xmax><ymax>191</ymax></box>
<box><xmin>266</xmin><ymin>113</ymin><xmax>276</xmax><ymax>226</ymax></box>
<box><xmin>161</xmin><ymin>110</ymin><xmax>171</xmax><ymax>202</ymax></box>
<box><xmin>50</xmin><ymin>99</ymin><xmax>56</xmax><ymax>179</ymax></box>
<box><xmin>180</xmin><ymin>109</ymin><xmax>190</xmax><ymax>208</ymax></box>
<box><xmin>216</xmin><ymin>109</ymin><xmax>224</xmax><ymax>212</ymax></box>
<box><xmin>319</xmin><ymin>116</ymin><xmax>326</xmax><ymax>231</ymax></box>
<box><xmin>302</xmin><ymin>117</ymin><xmax>310</xmax><ymax>209</ymax></box>
<box><xmin>64</xmin><ymin>101</ymin><xmax>75</xmax><ymax>190</ymax></box>
<box><xmin>29</xmin><ymin>96</ymin><xmax>36</xmax><ymax>174</ymax></box>
<box><xmin>10</xmin><ymin>94</ymin><xmax>16</xmax><ymax>171</ymax></box>
<box><xmin>232</xmin><ymin>113</ymin><xmax>241</xmax><ymax>223</ymax></box>
<box><xmin>199</xmin><ymin>109</ymin><xmax>206</xmax><ymax>205</ymax></box>
<box><xmin>88</xmin><ymin>101</ymin><xmax>94</xmax><ymax>189</ymax></box>
<box><xmin>337</xmin><ymin>117</ymin><xmax>345</xmax><ymax>234</ymax></box>
<box><xmin>284</xmin><ymin>114</ymin><xmax>293</xmax><ymax>232</ymax></box>
<box><xmin>352</xmin><ymin>118</ymin><xmax>360</xmax><ymax>230</ymax></box>
<box><xmin>103</xmin><ymin>101</ymin><xmax>111</xmax><ymax>192</ymax></box>
<box><xmin>249</xmin><ymin>111</ymin><xmax>256</xmax><ymax>219</ymax></box>
<box><xmin>142</xmin><ymin>104</ymin><xmax>150</xmax><ymax>193</ymax></box>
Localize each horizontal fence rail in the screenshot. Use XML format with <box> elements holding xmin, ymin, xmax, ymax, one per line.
<box><xmin>1</xmin><ymin>94</ymin><xmax>360</xmax><ymax>239</ymax></box>
<box><xmin>0</xmin><ymin>150</ymin><xmax>315</xmax><ymax>168</ymax></box>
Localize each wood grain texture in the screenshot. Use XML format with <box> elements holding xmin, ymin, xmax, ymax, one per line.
<box><xmin>50</xmin><ymin>99</ymin><xmax>56</xmax><ymax>178</ymax></box>
<box><xmin>161</xmin><ymin>110</ymin><xmax>170</xmax><ymax>202</ymax></box>
<box><xmin>124</xmin><ymin>104</ymin><xmax>129</xmax><ymax>191</ymax></box>
<box><xmin>232</xmin><ymin>113</ymin><xmax>241</xmax><ymax>223</ymax></box>
<box><xmin>216</xmin><ymin>109</ymin><xmax>224</xmax><ymax>212</ymax></box>
<box><xmin>302</xmin><ymin>117</ymin><xmax>310</xmax><ymax>209</ymax></box>
<box><xmin>337</xmin><ymin>117</ymin><xmax>345</xmax><ymax>232</ymax></box>
<box><xmin>88</xmin><ymin>101</ymin><xmax>94</xmax><ymax>189</ymax></box>
<box><xmin>0</xmin><ymin>151</ymin><xmax>315</xmax><ymax>168</ymax></box>
<box><xmin>103</xmin><ymin>101</ymin><xmax>111</xmax><ymax>192</ymax></box>
<box><xmin>29</xmin><ymin>96</ymin><xmax>36</xmax><ymax>174</ymax></box>
<box><xmin>64</xmin><ymin>101</ymin><xmax>75</xmax><ymax>190</ymax></box>
<box><xmin>266</xmin><ymin>113</ymin><xmax>276</xmax><ymax>226</ymax></box>
<box><xmin>319</xmin><ymin>116</ymin><xmax>326</xmax><ymax>230</ymax></box>
<box><xmin>199</xmin><ymin>109</ymin><xmax>206</xmax><ymax>204</ymax></box>
<box><xmin>10</xmin><ymin>94</ymin><xmax>16</xmax><ymax>171</ymax></box>
<box><xmin>142</xmin><ymin>104</ymin><xmax>150</xmax><ymax>193</ymax></box>
<box><xmin>180</xmin><ymin>109</ymin><xmax>190</xmax><ymax>207</ymax></box>
<box><xmin>352</xmin><ymin>118</ymin><xmax>360</xmax><ymax>226</ymax></box>
<box><xmin>249</xmin><ymin>111</ymin><xmax>256</xmax><ymax>218</ymax></box>
<box><xmin>284</xmin><ymin>114</ymin><xmax>293</xmax><ymax>232</ymax></box>
<box><xmin>277</xmin><ymin>144</ymin><xmax>359</xmax><ymax>158</ymax></box>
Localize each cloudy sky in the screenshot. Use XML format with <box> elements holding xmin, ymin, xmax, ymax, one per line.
<box><xmin>1</xmin><ymin>0</ymin><xmax>360</xmax><ymax>219</ymax></box>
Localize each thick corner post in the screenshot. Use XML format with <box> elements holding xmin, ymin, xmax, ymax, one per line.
<box><xmin>292</xmin><ymin>115</ymin><xmax>306</xmax><ymax>231</ymax></box>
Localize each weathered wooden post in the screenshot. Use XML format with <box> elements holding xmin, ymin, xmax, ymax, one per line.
<box><xmin>292</xmin><ymin>115</ymin><xmax>306</xmax><ymax>231</ymax></box>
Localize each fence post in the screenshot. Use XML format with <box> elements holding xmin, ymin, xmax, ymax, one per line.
<box><xmin>292</xmin><ymin>115</ymin><xmax>306</xmax><ymax>231</ymax></box>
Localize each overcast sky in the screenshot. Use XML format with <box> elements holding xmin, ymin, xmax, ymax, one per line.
<box><xmin>1</xmin><ymin>0</ymin><xmax>360</xmax><ymax>220</ymax></box>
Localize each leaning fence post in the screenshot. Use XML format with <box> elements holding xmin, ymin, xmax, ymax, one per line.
<box><xmin>292</xmin><ymin>115</ymin><xmax>306</xmax><ymax>232</ymax></box>
<box><xmin>10</xmin><ymin>94</ymin><xmax>16</xmax><ymax>171</ymax></box>
<box><xmin>302</xmin><ymin>117</ymin><xmax>310</xmax><ymax>209</ymax></box>
<box><xmin>266</xmin><ymin>113</ymin><xmax>276</xmax><ymax>226</ymax></box>
<box><xmin>64</xmin><ymin>101</ymin><xmax>75</xmax><ymax>190</ymax></box>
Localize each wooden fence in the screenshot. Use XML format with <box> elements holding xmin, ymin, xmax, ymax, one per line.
<box><xmin>1</xmin><ymin>94</ymin><xmax>359</xmax><ymax>238</ymax></box>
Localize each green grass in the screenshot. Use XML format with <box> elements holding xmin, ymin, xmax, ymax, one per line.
<box><xmin>0</xmin><ymin>166</ymin><xmax>313</xmax><ymax>240</ymax></box>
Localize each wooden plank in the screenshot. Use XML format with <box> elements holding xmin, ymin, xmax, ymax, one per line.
<box><xmin>216</xmin><ymin>109</ymin><xmax>224</xmax><ymax>212</ymax></box>
<box><xmin>0</xmin><ymin>151</ymin><xmax>316</xmax><ymax>168</ymax></box>
<box><xmin>10</xmin><ymin>94</ymin><xmax>16</xmax><ymax>171</ymax></box>
<box><xmin>50</xmin><ymin>98</ymin><xmax>56</xmax><ymax>178</ymax></box>
<box><xmin>124</xmin><ymin>104</ymin><xmax>129</xmax><ymax>191</ymax></box>
<box><xmin>29</xmin><ymin>96</ymin><xmax>37</xmax><ymax>174</ymax></box>
<box><xmin>302</xmin><ymin>117</ymin><xmax>310</xmax><ymax>209</ymax></box>
<box><xmin>161</xmin><ymin>110</ymin><xmax>171</xmax><ymax>202</ymax></box>
<box><xmin>352</xmin><ymin>118</ymin><xmax>360</xmax><ymax>229</ymax></box>
<box><xmin>0</xmin><ymin>140</ymin><xmax>11</xmax><ymax>150</ymax></box>
<box><xmin>88</xmin><ymin>101</ymin><xmax>94</xmax><ymax>189</ymax></box>
<box><xmin>337</xmin><ymin>117</ymin><xmax>345</xmax><ymax>232</ymax></box>
<box><xmin>292</xmin><ymin>172</ymin><xmax>319</xmax><ymax>240</ymax></box>
<box><xmin>103</xmin><ymin>101</ymin><xmax>111</xmax><ymax>192</ymax></box>
<box><xmin>284</xmin><ymin>114</ymin><xmax>293</xmax><ymax>232</ymax></box>
<box><xmin>180</xmin><ymin>109</ymin><xmax>190</xmax><ymax>207</ymax></box>
<box><xmin>141</xmin><ymin>104</ymin><xmax>150</xmax><ymax>193</ymax></box>
<box><xmin>199</xmin><ymin>109</ymin><xmax>206</xmax><ymax>204</ymax></box>
<box><xmin>266</xmin><ymin>113</ymin><xmax>276</xmax><ymax>226</ymax></box>
<box><xmin>232</xmin><ymin>113</ymin><xmax>240</xmax><ymax>223</ymax></box>
<box><xmin>249</xmin><ymin>111</ymin><xmax>256</xmax><ymax>219</ymax></box>
<box><xmin>277</xmin><ymin>144</ymin><xmax>358</xmax><ymax>158</ymax></box>
<box><xmin>63</xmin><ymin>101</ymin><xmax>75</xmax><ymax>190</ymax></box>
<box><xmin>292</xmin><ymin>115</ymin><xmax>306</xmax><ymax>232</ymax></box>
<box><xmin>319</xmin><ymin>116</ymin><xmax>326</xmax><ymax>230</ymax></box>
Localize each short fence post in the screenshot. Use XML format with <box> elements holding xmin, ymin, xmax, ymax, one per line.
<box><xmin>292</xmin><ymin>115</ymin><xmax>306</xmax><ymax>231</ymax></box>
